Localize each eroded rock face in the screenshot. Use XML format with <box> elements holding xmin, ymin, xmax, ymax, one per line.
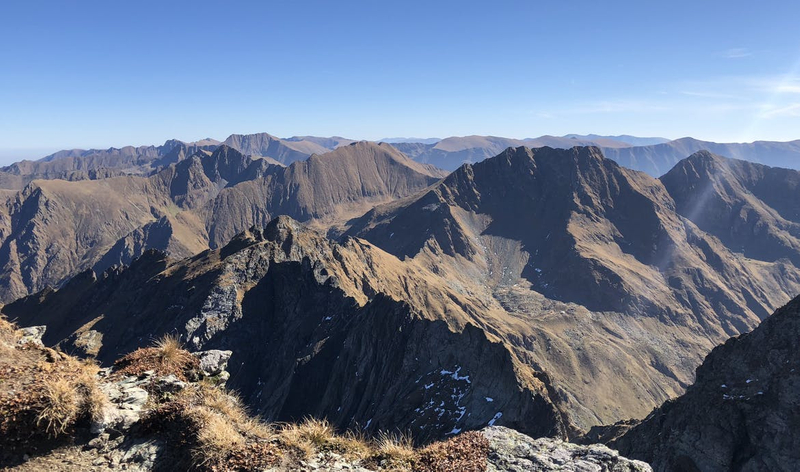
<box><xmin>482</xmin><ymin>426</ymin><xmax>651</xmax><ymax>472</ymax></box>
<box><xmin>611</xmin><ymin>295</ymin><xmax>800</xmax><ymax>472</ymax></box>
<box><xmin>4</xmin><ymin>217</ymin><xmax>572</xmax><ymax>441</ymax></box>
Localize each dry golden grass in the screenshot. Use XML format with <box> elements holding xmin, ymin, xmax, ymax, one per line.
<box><xmin>197</xmin><ymin>386</ymin><xmax>248</xmax><ymax>425</ymax></box>
<box><xmin>277</xmin><ymin>418</ymin><xmax>329</xmax><ymax>457</ymax></box>
<box><xmin>36</xmin><ymin>377</ymin><xmax>80</xmax><ymax>436</ymax></box>
<box><xmin>328</xmin><ymin>429</ymin><xmax>374</xmax><ymax>461</ymax></box>
<box><xmin>154</xmin><ymin>334</ymin><xmax>182</xmax><ymax>365</ymax></box>
<box><xmin>192</xmin><ymin>408</ymin><xmax>245</xmax><ymax>466</ymax></box>
<box><xmin>376</xmin><ymin>431</ymin><xmax>416</xmax><ymax>464</ymax></box>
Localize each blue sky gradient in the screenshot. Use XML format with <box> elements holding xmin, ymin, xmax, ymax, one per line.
<box><xmin>2</xmin><ymin>0</ymin><xmax>800</xmax><ymax>162</ymax></box>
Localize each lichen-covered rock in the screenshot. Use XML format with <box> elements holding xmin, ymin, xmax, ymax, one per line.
<box><xmin>16</xmin><ymin>325</ymin><xmax>46</xmax><ymax>346</ymax></box>
<box><xmin>193</xmin><ymin>349</ymin><xmax>232</xmax><ymax>377</ymax></box>
<box><xmin>483</xmin><ymin>426</ymin><xmax>651</xmax><ymax>472</ymax></box>
<box><xmin>91</xmin><ymin>371</ymin><xmax>152</xmax><ymax>434</ymax></box>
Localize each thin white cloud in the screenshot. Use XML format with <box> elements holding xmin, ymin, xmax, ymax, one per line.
<box><xmin>679</xmin><ymin>90</ymin><xmax>744</xmax><ymax>100</ymax></box>
<box><xmin>774</xmin><ymin>84</ymin><xmax>800</xmax><ymax>94</ymax></box>
<box><xmin>722</xmin><ymin>48</ymin><xmax>753</xmax><ymax>59</ymax></box>
<box><xmin>760</xmin><ymin>103</ymin><xmax>800</xmax><ymax>118</ymax></box>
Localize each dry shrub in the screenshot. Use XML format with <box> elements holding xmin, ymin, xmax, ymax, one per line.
<box><xmin>414</xmin><ymin>431</ymin><xmax>490</xmax><ymax>472</ymax></box>
<box><xmin>113</xmin><ymin>334</ymin><xmax>199</xmax><ymax>380</ymax></box>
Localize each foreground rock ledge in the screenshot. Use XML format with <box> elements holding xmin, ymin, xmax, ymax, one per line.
<box><xmin>483</xmin><ymin>427</ymin><xmax>651</xmax><ymax>472</ymax></box>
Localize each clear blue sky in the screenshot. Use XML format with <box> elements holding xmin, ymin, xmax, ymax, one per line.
<box><xmin>2</xmin><ymin>0</ymin><xmax>800</xmax><ymax>162</ymax></box>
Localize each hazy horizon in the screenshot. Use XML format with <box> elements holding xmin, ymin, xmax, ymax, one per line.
<box><xmin>3</xmin><ymin>1</ymin><xmax>800</xmax><ymax>163</ymax></box>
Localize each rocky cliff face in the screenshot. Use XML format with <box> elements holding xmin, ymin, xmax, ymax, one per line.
<box><xmin>3</xmin><ymin>217</ymin><xmax>574</xmax><ymax>441</ymax></box>
<box><xmin>661</xmin><ymin>150</ymin><xmax>800</xmax><ymax>269</ymax></box>
<box><xmin>608</xmin><ymin>295</ymin><xmax>800</xmax><ymax>472</ymax></box>
<box><xmin>344</xmin><ymin>146</ymin><xmax>800</xmax><ymax>428</ymax></box>
<box><xmin>0</xmin><ymin>143</ymin><xmax>443</xmax><ymax>303</ymax></box>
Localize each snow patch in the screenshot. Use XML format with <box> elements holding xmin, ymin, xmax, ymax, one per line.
<box><xmin>488</xmin><ymin>412</ymin><xmax>503</xmax><ymax>426</ymax></box>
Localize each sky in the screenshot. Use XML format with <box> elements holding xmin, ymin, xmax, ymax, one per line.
<box><xmin>2</xmin><ymin>0</ymin><xmax>800</xmax><ymax>163</ymax></box>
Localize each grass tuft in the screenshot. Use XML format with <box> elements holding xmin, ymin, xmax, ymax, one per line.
<box><xmin>36</xmin><ymin>377</ymin><xmax>80</xmax><ymax>436</ymax></box>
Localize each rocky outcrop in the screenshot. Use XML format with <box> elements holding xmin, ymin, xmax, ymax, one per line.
<box><xmin>16</xmin><ymin>325</ymin><xmax>45</xmax><ymax>346</ymax></box>
<box><xmin>483</xmin><ymin>426</ymin><xmax>651</xmax><ymax>472</ymax></box>
<box><xmin>609</xmin><ymin>295</ymin><xmax>800</xmax><ymax>472</ymax></box>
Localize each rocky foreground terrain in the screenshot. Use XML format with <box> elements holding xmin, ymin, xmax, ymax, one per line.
<box><xmin>0</xmin><ymin>316</ymin><xmax>650</xmax><ymax>471</ymax></box>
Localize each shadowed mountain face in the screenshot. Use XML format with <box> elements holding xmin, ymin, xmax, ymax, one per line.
<box><xmin>661</xmin><ymin>151</ymin><xmax>800</xmax><ymax>268</ymax></box>
<box><xmin>0</xmin><ymin>142</ymin><xmax>443</xmax><ymax>303</ymax></box>
<box><xmin>2</xmin><ymin>217</ymin><xmax>574</xmax><ymax>442</ymax></box>
<box><xmin>344</xmin><ymin>146</ymin><xmax>800</xmax><ymax>428</ymax></box>
<box><xmin>608</xmin><ymin>295</ymin><xmax>800</xmax><ymax>472</ymax></box>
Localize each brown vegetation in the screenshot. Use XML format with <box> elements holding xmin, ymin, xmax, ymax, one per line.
<box><xmin>0</xmin><ymin>318</ymin><xmax>104</xmax><ymax>460</ymax></box>
<box><xmin>113</xmin><ymin>334</ymin><xmax>200</xmax><ymax>381</ymax></box>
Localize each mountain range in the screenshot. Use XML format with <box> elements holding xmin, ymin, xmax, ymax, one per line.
<box><xmin>4</xmin><ymin>143</ymin><xmax>800</xmax><ymax>438</ymax></box>
<box><xmin>0</xmin><ymin>142</ymin><xmax>443</xmax><ymax>303</ymax></box>
<box><xmin>2</xmin><ymin>133</ymin><xmax>800</xmax><ymax>469</ymax></box>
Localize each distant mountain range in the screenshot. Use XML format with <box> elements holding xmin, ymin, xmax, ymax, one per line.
<box><xmin>5</xmin><ymin>133</ymin><xmax>800</xmax><ymax>189</ymax></box>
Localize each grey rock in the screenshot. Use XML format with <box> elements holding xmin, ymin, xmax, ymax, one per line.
<box><xmin>156</xmin><ymin>374</ymin><xmax>188</xmax><ymax>393</ymax></box>
<box><xmin>17</xmin><ymin>325</ymin><xmax>46</xmax><ymax>346</ymax></box>
<box><xmin>193</xmin><ymin>349</ymin><xmax>232</xmax><ymax>376</ymax></box>
<box><xmin>91</xmin><ymin>373</ymin><xmax>151</xmax><ymax>434</ymax></box>
<box><xmin>114</xmin><ymin>439</ymin><xmax>163</xmax><ymax>472</ymax></box>
<box><xmin>483</xmin><ymin>426</ymin><xmax>651</xmax><ymax>472</ymax></box>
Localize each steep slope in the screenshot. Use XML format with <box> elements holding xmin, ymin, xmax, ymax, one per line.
<box><xmin>0</xmin><ymin>143</ymin><xmax>443</xmax><ymax>302</ymax></box>
<box><xmin>609</xmin><ymin>295</ymin><xmax>800</xmax><ymax>472</ymax></box>
<box><xmin>345</xmin><ymin>146</ymin><xmax>800</xmax><ymax>428</ymax></box>
<box><xmin>661</xmin><ymin>151</ymin><xmax>800</xmax><ymax>270</ymax></box>
<box><xmin>204</xmin><ymin>142</ymin><xmax>446</xmax><ymax>248</ymax></box>
<box><xmin>3</xmin><ymin>217</ymin><xmax>574</xmax><ymax>442</ymax></box>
